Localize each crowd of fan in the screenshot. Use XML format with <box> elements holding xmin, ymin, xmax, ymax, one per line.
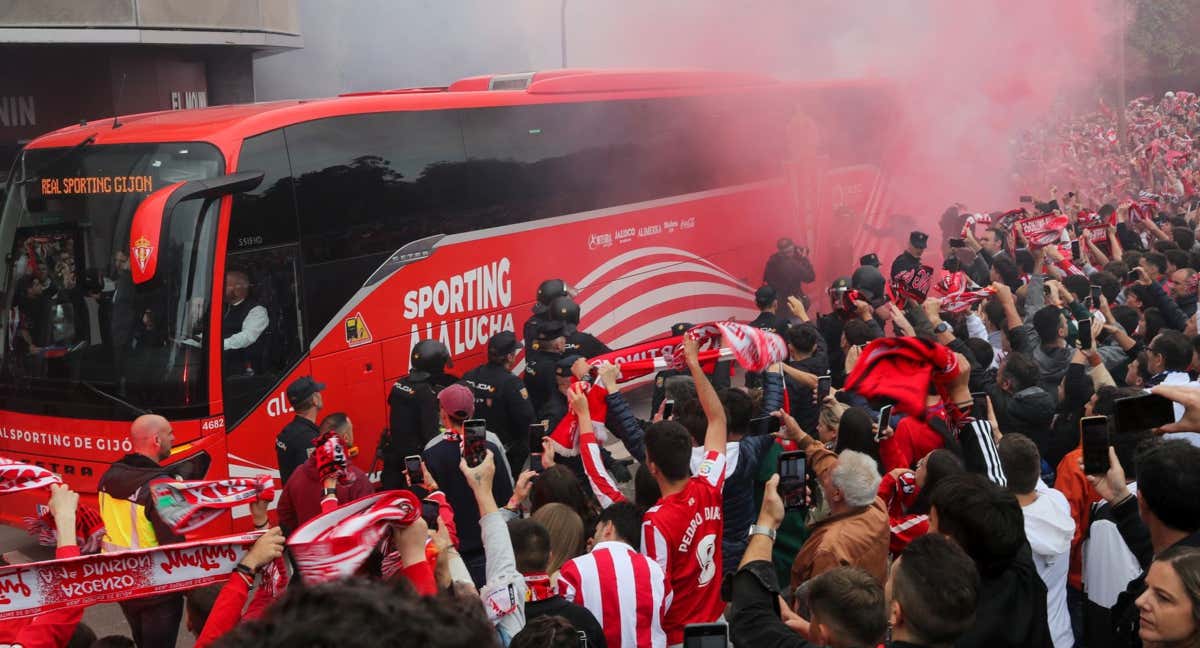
<box><xmin>9</xmin><ymin>96</ymin><xmax>1200</xmax><ymax>646</ymax></box>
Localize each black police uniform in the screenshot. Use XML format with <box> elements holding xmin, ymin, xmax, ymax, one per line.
<box><xmin>524</xmin><ymin>322</ymin><xmax>566</xmax><ymax>416</ymax></box>
<box><xmin>524</xmin><ymin>279</ymin><xmax>570</xmax><ymax>349</ymax></box>
<box><xmin>275</xmin><ymin>376</ymin><xmax>325</xmax><ymax>485</ymax></box>
<box><xmin>889</xmin><ymin>231</ymin><xmax>929</xmax><ymax>279</ymax></box>
<box><xmin>383</xmin><ymin>369</ymin><xmax>457</xmax><ymax>490</ymax></box>
<box><xmin>565</xmin><ymin>327</ymin><xmax>611</xmax><ymax>359</ymax></box>
<box><xmin>464</xmin><ymin>363</ymin><xmax>535</xmax><ymax>473</ymax></box>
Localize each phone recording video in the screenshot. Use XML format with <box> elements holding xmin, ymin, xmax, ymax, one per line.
<box><xmin>875</xmin><ymin>404</ymin><xmax>893</xmax><ymax>442</ymax></box>
<box><xmin>1089</xmin><ymin>285</ymin><xmax>1101</xmax><ymax>308</ymax></box>
<box><xmin>1077</xmin><ymin>317</ymin><xmax>1093</xmax><ymax>350</ymax></box>
<box><xmin>1080</xmin><ymin>416</ymin><xmax>1110</xmax><ymax>475</ymax></box>
<box><xmin>682</xmin><ymin>624</ymin><xmax>728</xmax><ymax>648</ymax></box>
<box><xmin>948</xmin><ymin>237</ymin><xmax>966</xmax><ymax>248</ymax></box>
<box><xmin>816</xmin><ymin>374</ymin><xmax>832</xmax><ymax>403</ymax></box>
<box><xmin>1127</xmin><ymin>269</ymin><xmax>1140</xmax><ymax>283</ymax></box>
<box><xmin>749</xmin><ymin>414</ymin><xmax>782</xmax><ymax>436</ymax></box>
<box><xmin>1114</xmin><ymin>393</ymin><xmax>1175</xmax><ymax>434</ymax></box>
<box><xmin>404</xmin><ymin>455</ymin><xmax>423</xmax><ymax>484</ymax></box>
<box><xmin>420</xmin><ymin>498</ymin><xmax>440</xmax><ymax>529</ymax></box>
<box><xmin>463</xmin><ymin>419</ymin><xmax>488</xmax><ymax>467</ymax></box>
<box><xmin>662</xmin><ymin>399</ymin><xmax>675</xmax><ymax>421</ymax></box>
<box><xmin>1070</xmin><ymin>239</ymin><xmax>1081</xmax><ymax>260</ymax></box>
<box><xmin>528</xmin><ymin>422</ymin><xmax>548</xmax><ymax>473</ymax></box>
<box><xmin>778</xmin><ymin>451</ymin><xmax>807</xmax><ymax>511</ymax></box>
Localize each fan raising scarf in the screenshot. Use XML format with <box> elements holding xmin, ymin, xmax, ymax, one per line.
<box><xmin>843</xmin><ymin>337</ymin><xmax>961</xmax><ymax>421</ymax></box>
<box><xmin>545</xmin><ymin>379</ymin><xmax>610</xmax><ymax>457</ymax></box>
<box><xmin>0</xmin><ymin>457</ymin><xmax>62</xmax><ymax>494</ymax></box>
<box><xmin>150</xmin><ymin>475</ymin><xmax>275</xmax><ymax>535</ymax></box>
<box><xmin>287</xmin><ymin>491</ymin><xmax>420</xmax><ymax>585</ymax></box>
<box><xmin>23</xmin><ymin>504</ymin><xmax>106</xmax><ymax>554</ymax></box>
<box><xmin>587</xmin><ymin>321</ymin><xmax>787</xmax><ymax>384</ymax></box>
<box><xmin>1017</xmin><ymin>213</ymin><xmax>1070</xmax><ymax>248</ymax></box>
<box><xmin>934</xmin><ymin>272</ymin><xmax>995</xmax><ymax>315</ymax></box>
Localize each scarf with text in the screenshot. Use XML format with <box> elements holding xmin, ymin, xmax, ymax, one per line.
<box><xmin>150</xmin><ymin>475</ymin><xmax>275</xmax><ymax>535</ymax></box>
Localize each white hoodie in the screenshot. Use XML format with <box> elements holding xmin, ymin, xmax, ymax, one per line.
<box><xmin>1026</xmin><ymin>482</ymin><xmax>1077</xmax><ymax>648</ymax></box>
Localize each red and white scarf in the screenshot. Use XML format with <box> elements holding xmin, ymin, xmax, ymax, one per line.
<box><xmin>0</xmin><ymin>533</ymin><xmax>261</xmax><ymax>621</ymax></box>
<box><xmin>934</xmin><ymin>271</ymin><xmax>996</xmax><ymax>315</ymax></box>
<box><xmin>150</xmin><ymin>475</ymin><xmax>275</xmax><ymax>535</ymax></box>
<box><xmin>287</xmin><ymin>491</ymin><xmax>420</xmax><ymax>585</ymax></box>
<box><xmin>1018</xmin><ymin>213</ymin><xmax>1070</xmax><ymax>248</ymax></box>
<box><xmin>23</xmin><ymin>505</ymin><xmax>106</xmax><ymax>555</ymax></box>
<box><xmin>586</xmin><ymin>321</ymin><xmax>786</xmax><ymax>383</ymax></box>
<box><xmin>0</xmin><ymin>457</ymin><xmax>61</xmax><ymax>494</ymax></box>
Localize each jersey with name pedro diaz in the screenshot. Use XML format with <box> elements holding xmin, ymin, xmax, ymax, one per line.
<box><xmin>641</xmin><ymin>450</ymin><xmax>726</xmax><ymax>644</ymax></box>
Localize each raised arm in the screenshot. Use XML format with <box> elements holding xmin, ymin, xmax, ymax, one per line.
<box><xmin>684</xmin><ymin>335</ymin><xmax>727</xmax><ymax>455</ymax></box>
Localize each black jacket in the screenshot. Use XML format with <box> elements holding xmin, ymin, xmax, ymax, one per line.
<box><xmin>731</xmin><ymin>561</ymin><xmax>814</xmax><ymax>648</ymax></box>
<box><xmin>97</xmin><ymin>453</ymin><xmax>184</xmax><ymax>545</ymax></box>
<box><xmin>276</xmin><ymin>416</ymin><xmax>320</xmax><ymax>486</ymax></box>
<box><xmin>955</xmin><ymin>543</ymin><xmax>1053</xmax><ymax>648</ymax></box>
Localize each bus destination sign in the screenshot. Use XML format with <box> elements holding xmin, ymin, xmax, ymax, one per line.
<box><xmin>39</xmin><ymin>175</ymin><xmax>153</xmax><ymax>196</ymax></box>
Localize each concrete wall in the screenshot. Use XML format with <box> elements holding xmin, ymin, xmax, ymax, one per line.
<box><xmin>0</xmin><ymin>0</ymin><xmax>299</xmax><ymax>34</ymax></box>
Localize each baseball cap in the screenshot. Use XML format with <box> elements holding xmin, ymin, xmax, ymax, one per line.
<box><xmin>487</xmin><ymin>331</ymin><xmax>522</xmax><ymax>356</ymax></box>
<box><xmin>437</xmin><ymin>383</ymin><xmax>475</xmax><ymax>420</ymax></box>
<box><xmin>859</xmin><ymin>253</ymin><xmax>880</xmax><ymax>268</ymax></box>
<box><xmin>670</xmin><ymin>322</ymin><xmax>694</xmax><ymax>337</ymax></box>
<box><xmin>286</xmin><ymin>376</ymin><xmax>325</xmax><ymax>407</ymax></box>
<box><xmin>909</xmin><ymin>231</ymin><xmax>929</xmax><ymax>249</ymax></box>
<box><xmin>754</xmin><ymin>285</ymin><xmax>778</xmax><ymax>308</ymax></box>
<box><xmin>536</xmin><ymin>320</ymin><xmax>566</xmax><ymax>341</ymax></box>
<box><xmin>556</xmin><ymin>355</ymin><xmax>585</xmax><ymax>377</ymax></box>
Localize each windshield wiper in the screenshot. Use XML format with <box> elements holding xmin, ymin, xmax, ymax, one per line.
<box><xmin>17</xmin><ymin>133</ymin><xmax>97</xmax><ymax>184</ymax></box>
<box><xmin>80</xmin><ymin>380</ymin><xmax>151</xmax><ymax>418</ymax></box>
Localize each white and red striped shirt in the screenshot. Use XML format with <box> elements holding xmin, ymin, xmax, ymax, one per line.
<box><xmin>642</xmin><ymin>450</ymin><xmax>726</xmax><ymax>645</ymax></box>
<box><xmin>558</xmin><ymin>540</ymin><xmax>670</xmax><ymax>648</ymax></box>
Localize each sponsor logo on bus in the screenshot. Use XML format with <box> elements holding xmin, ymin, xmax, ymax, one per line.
<box><xmin>265</xmin><ymin>392</ymin><xmax>295</xmax><ymax>418</ymax></box>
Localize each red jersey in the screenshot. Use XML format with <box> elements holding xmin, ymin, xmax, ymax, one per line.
<box><xmin>879</xmin><ymin>413</ymin><xmax>946</xmax><ymax>473</ymax></box>
<box><xmin>641</xmin><ymin>450</ymin><xmax>726</xmax><ymax>645</ymax></box>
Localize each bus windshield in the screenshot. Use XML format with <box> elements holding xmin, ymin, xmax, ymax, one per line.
<box><xmin>0</xmin><ymin>142</ymin><xmax>224</xmax><ymax>420</ymax></box>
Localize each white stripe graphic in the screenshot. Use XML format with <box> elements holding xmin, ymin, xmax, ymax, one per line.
<box><xmin>579</xmin><ymin>260</ymin><xmax>750</xmax><ymax>316</ymax></box>
<box><xmin>587</xmin><ymin>282</ymin><xmax>754</xmax><ymax>339</ymax></box>
<box><xmin>612</xmin><ymin>549</ymin><xmax>640</xmax><ymax>648</ymax></box>
<box><xmin>608</xmin><ymin>306</ymin><xmax>759</xmax><ymax>349</ymax></box>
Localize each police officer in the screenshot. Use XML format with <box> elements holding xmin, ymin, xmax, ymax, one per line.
<box><xmin>464</xmin><ymin>331</ymin><xmax>536</xmax><ymax>472</ymax></box>
<box><xmin>276</xmin><ymin>375</ymin><xmax>325</xmax><ymax>485</ymax></box>
<box><xmin>384</xmin><ymin>340</ymin><xmax>457</xmax><ymax>490</ymax></box>
<box><xmin>890</xmin><ymin>230</ymin><xmax>928</xmax><ymax>279</ymax></box>
<box><xmin>523</xmin><ymin>278</ymin><xmax>570</xmax><ymax>349</ymax></box>
<box><xmin>550</xmin><ymin>296</ymin><xmax>611</xmax><ymax>358</ymax></box>
<box><xmin>524</xmin><ymin>320</ymin><xmax>566</xmax><ymax>415</ymax></box>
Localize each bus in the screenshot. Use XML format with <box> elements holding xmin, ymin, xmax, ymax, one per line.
<box><xmin>0</xmin><ymin>69</ymin><xmax>903</xmax><ymax>533</ymax></box>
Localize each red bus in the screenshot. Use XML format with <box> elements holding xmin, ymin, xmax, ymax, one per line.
<box><xmin>0</xmin><ymin>69</ymin><xmax>903</xmax><ymax>532</ymax></box>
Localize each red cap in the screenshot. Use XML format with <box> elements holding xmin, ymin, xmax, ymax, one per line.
<box><xmin>437</xmin><ymin>384</ymin><xmax>475</xmax><ymax>420</ymax></box>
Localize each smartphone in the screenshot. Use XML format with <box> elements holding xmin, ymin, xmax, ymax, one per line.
<box><xmin>749</xmin><ymin>414</ymin><xmax>782</xmax><ymax>435</ymax></box>
<box><xmin>1080</xmin><ymin>416</ymin><xmax>1111</xmax><ymax>475</ymax></box>
<box><xmin>463</xmin><ymin>419</ymin><xmax>488</xmax><ymax>467</ymax></box>
<box><xmin>683</xmin><ymin>623</ymin><xmax>728</xmax><ymax>648</ymax></box>
<box><xmin>1077</xmin><ymin>317</ymin><xmax>1093</xmax><ymax>350</ymax></box>
<box><xmin>971</xmin><ymin>392</ymin><xmax>989</xmax><ymax>420</ymax></box>
<box><xmin>1020</xmin><ymin>194</ymin><xmax>1034</xmax><ymax>203</ymax></box>
<box><xmin>404</xmin><ymin>455</ymin><xmax>423</xmax><ymax>484</ymax></box>
<box><xmin>948</xmin><ymin>237</ymin><xmax>966</xmax><ymax>248</ymax></box>
<box><xmin>529</xmin><ymin>422</ymin><xmax>548</xmax><ymax>473</ymax></box>
<box><xmin>875</xmin><ymin>404</ymin><xmax>893</xmax><ymax>442</ymax></box>
<box><xmin>778</xmin><ymin>451</ymin><xmax>807</xmax><ymax>511</ymax></box>
<box><xmin>1070</xmin><ymin>239</ymin><xmax>1081</xmax><ymax>259</ymax></box>
<box><xmin>420</xmin><ymin>498</ymin><xmax>440</xmax><ymax>529</ymax></box>
<box><xmin>662</xmin><ymin>399</ymin><xmax>675</xmax><ymax>421</ymax></box>
<box><xmin>1114</xmin><ymin>393</ymin><xmax>1176</xmax><ymax>433</ymax></box>
<box><xmin>1127</xmin><ymin>269</ymin><xmax>1140</xmax><ymax>283</ymax></box>
<box><xmin>816</xmin><ymin>374</ymin><xmax>831</xmax><ymax>403</ymax></box>
<box><xmin>1090</xmin><ymin>284</ymin><xmax>1102</xmax><ymax>306</ymax></box>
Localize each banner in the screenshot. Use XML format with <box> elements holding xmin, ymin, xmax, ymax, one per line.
<box><xmin>151</xmin><ymin>476</ymin><xmax>275</xmax><ymax>535</ymax></box>
<box><xmin>0</xmin><ymin>457</ymin><xmax>61</xmax><ymax>495</ymax></box>
<box><xmin>0</xmin><ymin>533</ymin><xmax>260</xmax><ymax>621</ymax></box>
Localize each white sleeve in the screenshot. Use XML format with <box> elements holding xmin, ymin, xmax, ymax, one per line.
<box><xmin>223</xmin><ymin>305</ymin><xmax>268</xmax><ymax>350</ymax></box>
<box><xmin>965</xmin><ymin>314</ymin><xmax>989</xmax><ymax>341</ymax></box>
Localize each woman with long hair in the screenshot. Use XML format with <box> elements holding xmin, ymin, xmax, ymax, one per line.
<box><xmin>1137</xmin><ymin>546</ymin><xmax>1200</xmax><ymax>648</ymax></box>
<box><xmin>531</xmin><ymin>503</ymin><xmax>586</xmax><ymax>583</ymax></box>
<box><xmin>876</xmin><ymin>449</ymin><xmax>965</xmax><ymax>556</ymax></box>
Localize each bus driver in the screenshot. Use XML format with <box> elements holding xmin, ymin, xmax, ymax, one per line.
<box><xmin>223</xmin><ymin>270</ymin><xmax>268</xmax><ymax>375</ymax></box>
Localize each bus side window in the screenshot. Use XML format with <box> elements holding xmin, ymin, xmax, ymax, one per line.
<box><xmin>222</xmin><ymin>130</ymin><xmax>305</xmax><ymax>427</ymax></box>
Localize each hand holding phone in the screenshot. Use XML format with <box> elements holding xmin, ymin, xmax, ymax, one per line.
<box><xmin>528</xmin><ymin>422</ymin><xmax>548</xmax><ymax>473</ymax></box>
<box><xmin>948</xmin><ymin>237</ymin><xmax>966</xmax><ymax>248</ymax></box>
<box><xmin>875</xmin><ymin>404</ymin><xmax>893</xmax><ymax>442</ymax></box>
<box><xmin>1114</xmin><ymin>393</ymin><xmax>1175</xmax><ymax>433</ymax></box>
<box><xmin>816</xmin><ymin>374</ymin><xmax>831</xmax><ymax>403</ymax></box>
<box><xmin>662</xmin><ymin>399</ymin><xmax>675</xmax><ymax>421</ymax></box>
<box><xmin>749</xmin><ymin>414</ymin><xmax>782</xmax><ymax>436</ymax></box>
<box><xmin>463</xmin><ymin>419</ymin><xmax>489</xmax><ymax>468</ymax></box>
<box><xmin>1080</xmin><ymin>416</ymin><xmax>1110</xmax><ymax>475</ymax></box>
<box><xmin>1077</xmin><ymin>317</ymin><xmax>1093</xmax><ymax>350</ymax></box>
<box><xmin>420</xmin><ymin>499</ymin><xmax>440</xmax><ymax>529</ymax></box>
<box><xmin>404</xmin><ymin>455</ymin><xmax>423</xmax><ymax>485</ymax></box>
<box><xmin>778</xmin><ymin>451</ymin><xmax>807</xmax><ymax>511</ymax></box>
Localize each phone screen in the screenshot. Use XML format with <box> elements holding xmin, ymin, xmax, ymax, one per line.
<box><xmin>404</xmin><ymin>455</ymin><xmax>423</xmax><ymax>482</ymax></box>
<box><xmin>949</xmin><ymin>237</ymin><xmax>966</xmax><ymax>248</ymax></box>
<box><xmin>1070</xmin><ymin>240</ymin><xmax>1081</xmax><ymax>259</ymax></box>
<box><xmin>971</xmin><ymin>392</ymin><xmax>988</xmax><ymax>420</ymax></box>
<box><xmin>683</xmin><ymin>623</ymin><xmax>728</xmax><ymax>648</ymax></box>
<box><xmin>1077</xmin><ymin>317</ymin><xmax>1093</xmax><ymax>350</ymax></box>
<box><xmin>662</xmin><ymin>400</ymin><xmax>675</xmax><ymax>421</ymax></box>
<box><xmin>529</xmin><ymin>423</ymin><xmax>548</xmax><ymax>473</ymax></box>
<box><xmin>1127</xmin><ymin>270</ymin><xmax>1140</xmax><ymax>283</ymax></box>
<box><xmin>1090</xmin><ymin>285</ymin><xmax>1101</xmax><ymax>306</ymax></box>
<box><xmin>421</xmin><ymin>499</ymin><xmax>440</xmax><ymax>529</ymax></box>
<box><xmin>1114</xmin><ymin>393</ymin><xmax>1176</xmax><ymax>433</ymax></box>
<box><xmin>1080</xmin><ymin>416</ymin><xmax>1111</xmax><ymax>475</ymax></box>
<box><xmin>875</xmin><ymin>404</ymin><xmax>893</xmax><ymax>441</ymax></box>
<box><xmin>463</xmin><ymin>419</ymin><xmax>488</xmax><ymax>467</ymax></box>
<box><xmin>816</xmin><ymin>375</ymin><xmax>831</xmax><ymax>403</ymax></box>
<box><xmin>778</xmin><ymin>451</ymin><xmax>807</xmax><ymax>511</ymax></box>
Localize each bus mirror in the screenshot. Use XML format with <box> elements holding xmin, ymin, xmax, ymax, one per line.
<box><xmin>129</xmin><ymin>171</ymin><xmax>264</xmax><ymax>284</ymax></box>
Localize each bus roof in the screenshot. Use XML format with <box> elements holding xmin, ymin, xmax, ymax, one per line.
<box><xmin>25</xmin><ymin>69</ymin><xmax>884</xmax><ymax>153</ymax></box>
